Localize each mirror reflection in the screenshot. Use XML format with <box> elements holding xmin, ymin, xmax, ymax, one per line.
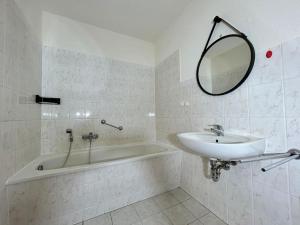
<box><xmin>197</xmin><ymin>35</ymin><xmax>254</xmax><ymax>95</ymax></box>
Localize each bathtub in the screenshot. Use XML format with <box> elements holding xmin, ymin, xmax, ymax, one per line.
<box><xmin>6</xmin><ymin>142</ymin><xmax>181</xmax><ymax>225</ymax></box>
<box><xmin>7</xmin><ymin>142</ymin><xmax>179</xmax><ymax>185</ymax></box>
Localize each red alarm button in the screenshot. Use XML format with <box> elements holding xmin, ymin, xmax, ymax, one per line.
<box><xmin>266</xmin><ymin>50</ymin><xmax>273</xmax><ymax>59</ymax></box>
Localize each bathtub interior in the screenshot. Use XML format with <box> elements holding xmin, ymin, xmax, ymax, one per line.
<box><xmin>42</xmin><ymin>144</ymin><xmax>170</xmax><ymax>170</ymax></box>
<box><xmin>6</xmin><ymin>143</ymin><xmax>179</xmax><ymax>185</ymax></box>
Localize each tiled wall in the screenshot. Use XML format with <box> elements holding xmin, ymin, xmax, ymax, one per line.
<box><xmin>41</xmin><ymin>46</ymin><xmax>155</xmax><ymax>155</ymax></box>
<box><xmin>7</xmin><ymin>152</ymin><xmax>181</xmax><ymax>225</ymax></box>
<box><xmin>155</xmin><ymin>38</ymin><xmax>300</xmax><ymax>225</ymax></box>
<box><xmin>0</xmin><ymin>0</ymin><xmax>41</xmax><ymax>224</ymax></box>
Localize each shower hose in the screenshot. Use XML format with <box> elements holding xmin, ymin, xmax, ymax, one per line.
<box><xmin>89</xmin><ymin>140</ymin><xmax>92</xmax><ymax>164</ymax></box>
<box><xmin>62</xmin><ymin>139</ymin><xmax>92</xmax><ymax>167</ymax></box>
<box><xmin>62</xmin><ymin>141</ymin><xmax>73</xmax><ymax>168</ymax></box>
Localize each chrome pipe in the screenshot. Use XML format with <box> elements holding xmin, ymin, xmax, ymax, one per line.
<box><xmin>231</xmin><ymin>149</ymin><xmax>300</xmax><ymax>172</ymax></box>
<box><xmin>209</xmin><ymin>149</ymin><xmax>300</xmax><ymax>181</ymax></box>
<box><xmin>262</xmin><ymin>154</ymin><xmax>299</xmax><ymax>172</ymax></box>
<box><xmin>234</xmin><ymin>152</ymin><xmax>292</xmax><ymax>163</ymax></box>
<box><xmin>101</xmin><ymin>120</ymin><xmax>123</xmax><ymax>131</ymax></box>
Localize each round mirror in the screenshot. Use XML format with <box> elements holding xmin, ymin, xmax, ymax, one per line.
<box><xmin>196</xmin><ymin>34</ymin><xmax>255</xmax><ymax>96</ymax></box>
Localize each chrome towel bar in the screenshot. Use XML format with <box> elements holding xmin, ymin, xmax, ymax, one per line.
<box><xmin>210</xmin><ymin>149</ymin><xmax>300</xmax><ymax>182</ymax></box>
<box><xmin>261</xmin><ymin>154</ymin><xmax>299</xmax><ymax>172</ymax></box>
<box><xmin>101</xmin><ymin>120</ymin><xmax>123</xmax><ymax>131</ymax></box>
<box><xmin>232</xmin><ymin>149</ymin><xmax>300</xmax><ymax>172</ymax></box>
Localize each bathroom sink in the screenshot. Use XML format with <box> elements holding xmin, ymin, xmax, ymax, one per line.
<box><xmin>177</xmin><ymin>132</ymin><xmax>265</xmax><ymax>160</ymax></box>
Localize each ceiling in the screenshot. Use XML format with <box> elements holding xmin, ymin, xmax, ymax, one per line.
<box><xmin>36</xmin><ymin>0</ymin><xmax>192</xmax><ymax>42</ymax></box>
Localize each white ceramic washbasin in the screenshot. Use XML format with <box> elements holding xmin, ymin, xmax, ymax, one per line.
<box><xmin>177</xmin><ymin>132</ymin><xmax>265</xmax><ymax>160</ymax></box>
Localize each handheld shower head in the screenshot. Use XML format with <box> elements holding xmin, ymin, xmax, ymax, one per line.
<box><xmin>66</xmin><ymin>129</ymin><xmax>73</xmax><ymax>142</ymax></box>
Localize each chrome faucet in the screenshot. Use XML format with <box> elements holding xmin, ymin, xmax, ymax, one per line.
<box><xmin>82</xmin><ymin>132</ymin><xmax>99</xmax><ymax>165</ymax></box>
<box><xmin>82</xmin><ymin>132</ymin><xmax>99</xmax><ymax>141</ymax></box>
<box><xmin>205</xmin><ymin>124</ymin><xmax>224</xmax><ymax>136</ymax></box>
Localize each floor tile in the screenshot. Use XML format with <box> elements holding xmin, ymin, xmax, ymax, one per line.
<box><xmin>133</xmin><ymin>198</ymin><xmax>161</xmax><ymax>219</ymax></box>
<box><xmin>131</xmin><ymin>222</ymin><xmax>142</xmax><ymax>225</ymax></box>
<box><xmin>153</xmin><ymin>192</ymin><xmax>179</xmax><ymax>210</ymax></box>
<box><xmin>164</xmin><ymin>204</ymin><xmax>196</xmax><ymax>225</ymax></box>
<box><xmin>182</xmin><ymin>198</ymin><xmax>210</xmax><ymax>219</ymax></box>
<box><xmin>82</xmin><ymin>190</ymin><xmax>220</xmax><ymax>225</ymax></box>
<box><xmin>189</xmin><ymin>220</ymin><xmax>203</xmax><ymax>225</ymax></box>
<box><xmin>111</xmin><ymin>205</ymin><xmax>140</xmax><ymax>225</ymax></box>
<box><xmin>170</xmin><ymin>188</ymin><xmax>191</xmax><ymax>202</ymax></box>
<box><xmin>141</xmin><ymin>213</ymin><xmax>172</xmax><ymax>225</ymax></box>
<box><xmin>84</xmin><ymin>213</ymin><xmax>112</xmax><ymax>225</ymax></box>
<box><xmin>199</xmin><ymin>213</ymin><xmax>227</xmax><ymax>225</ymax></box>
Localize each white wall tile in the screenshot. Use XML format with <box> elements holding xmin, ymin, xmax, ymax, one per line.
<box><xmin>42</xmin><ymin>47</ymin><xmax>155</xmax><ymax>154</ymax></box>
<box><xmin>207</xmin><ymin>179</ymin><xmax>228</xmax><ymax>222</ymax></box>
<box><xmin>253</xmin><ymin>181</ymin><xmax>290</xmax><ymax>225</ymax></box>
<box><xmin>249</xmin><ymin>45</ymin><xmax>283</xmax><ymax>86</ymax></box>
<box><xmin>249</xmin><ymin>82</ymin><xmax>284</xmax><ymax>117</ymax></box>
<box><xmin>250</xmin><ymin>117</ymin><xmax>286</xmax><ymax>153</ymax></box>
<box><xmin>252</xmin><ymin>160</ymin><xmax>289</xmax><ymax>193</ymax></box>
<box><xmin>227</xmin><ymin>184</ymin><xmax>253</xmax><ymax>225</ymax></box>
<box><xmin>290</xmin><ymin>196</ymin><xmax>300</xmax><ymax>225</ymax></box>
<box><xmin>223</xmin><ymin>85</ymin><xmax>249</xmax><ymax>118</ymax></box>
<box><xmin>284</xmin><ymin>77</ymin><xmax>300</xmax><ymax>117</ymax></box>
<box><xmin>282</xmin><ymin>37</ymin><xmax>300</xmax><ymax>79</ymax></box>
<box><xmin>286</xmin><ymin>118</ymin><xmax>300</xmax><ymax>149</ymax></box>
<box><xmin>289</xmin><ymin>160</ymin><xmax>300</xmax><ymax>197</ymax></box>
<box><xmin>0</xmin><ymin>1</ymin><xmax>41</xmax><ymax>225</ymax></box>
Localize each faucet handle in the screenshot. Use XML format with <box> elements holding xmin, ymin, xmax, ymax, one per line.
<box><xmin>208</xmin><ymin>124</ymin><xmax>223</xmax><ymax>130</ymax></box>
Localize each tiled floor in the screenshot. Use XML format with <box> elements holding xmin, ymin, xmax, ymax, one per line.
<box><xmin>75</xmin><ymin>188</ymin><xmax>227</xmax><ymax>225</ymax></box>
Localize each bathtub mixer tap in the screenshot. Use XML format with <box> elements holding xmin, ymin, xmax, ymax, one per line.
<box><xmin>82</xmin><ymin>132</ymin><xmax>99</xmax><ymax>141</ymax></box>
<box><xmin>82</xmin><ymin>132</ymin><xmax>99</xmax><ymax>164</ymax></box>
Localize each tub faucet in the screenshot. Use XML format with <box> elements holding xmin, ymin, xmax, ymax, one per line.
<box><xmin>82</xmin><ymin>132</ymin><xmax>99</xmax><ymax>141</ymax></box>
<box><xmin>205</xmin><ymin>124</ymin><xmax>224</xmax><ymax>136</ymax></box>
<box><xmin>82</xmin><ymin>132</ymin><xmax>98</xmax><ymax>165</ymax></box>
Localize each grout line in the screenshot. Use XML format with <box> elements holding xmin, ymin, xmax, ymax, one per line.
<box><xmin>109</xmin><ymin>212</ymin><xmax>113</xmax><ymax>225</ymax></box>
<box><xmin>180</xmin><ymin>200</ymin><xmax>210</xmax><ymax>220</ymax></box>
<box><xmin>169</xmin><ymin>189</ymin><xmax>192</xmax><ymax>203</ymax></box>
<box><xmin>225</xmin><ymin>169</ymin><xmax>229</xmax><ymax>224</ymax></box>
<box><xmin>246</xmin><ymin>75</ymin><xmax>255</xmax><ymax>225</ymax></box>
<box><xmin>250</xmin><ymin>156</ymin><xmax>255</xmax><ymax>225</ymax></box>
<box><xmin>131</xmin><ymin>202</ymin><xmax>143</xmax><ymax>223</ymax></box>
<box><xmin>174</xmin><ymin>190</ymin><xmax>226</xmax><ymax>224</ymax></box>
<box><xmin>280</xmin><ymin>41</ymin><xmax>293</xmax><ymax>225</ymax></box>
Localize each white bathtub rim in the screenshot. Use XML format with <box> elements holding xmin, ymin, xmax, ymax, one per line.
<box><xmin>6</xmin><ymin>142</ymin><xmax>181</xmax><ymax>186</ymax></box>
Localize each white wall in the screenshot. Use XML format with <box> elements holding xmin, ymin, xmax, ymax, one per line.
<box><xmin>43</xmin><ymin>12</ymin><xmax>155</xmax><ymax>66</ymax></box>
<box><xmin>0</xmin><ymin>1</ymin><xmax>42</xmax><ymax>224</ymax></box>
<box><xmin>155</xmin><ymin>0</ymin><xmax>300</xmax><ymax>81</ymax></box>
<box><xmin>14</xmin><ymin>0</ymin><xmax>42</xmax><ymax>39</ymax></box>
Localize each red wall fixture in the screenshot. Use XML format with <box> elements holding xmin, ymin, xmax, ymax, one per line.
<box><xmin>266</xmin><ymin>50</ymin><xmax>273</xmax><ymax>59</ymax></box>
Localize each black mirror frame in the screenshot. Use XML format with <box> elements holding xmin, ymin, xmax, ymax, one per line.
<box><xmin>196</xmin><ymin>34</ymin><xmax>255</xmax><ymax>96</ymax></box>
<box><xmin>196</xmin><ymin>16</ymin><xmax>255</xmax><ymax>96</ymax></box>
